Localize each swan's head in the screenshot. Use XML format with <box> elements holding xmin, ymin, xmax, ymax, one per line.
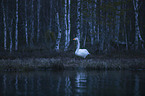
<box><xmin>73</xmin><ymin>37</ymin><xmax>79</xmax><ymax>41</ymax></box>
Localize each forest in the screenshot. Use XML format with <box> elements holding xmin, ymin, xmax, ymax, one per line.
<box><xmin>1</xmin><ymin>1</ymin><xmax>145</xmax><ymax>95</ymax></box>
<box><xmin>0</xmin><ymin>0</ymin><xmax>145</xmax><ymax>57</ymax></box>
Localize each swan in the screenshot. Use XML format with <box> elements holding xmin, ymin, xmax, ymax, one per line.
<box><xmin>73</xmin><ymin>37</ymin><xmax>90</xmax><ymax>58</ymax></box>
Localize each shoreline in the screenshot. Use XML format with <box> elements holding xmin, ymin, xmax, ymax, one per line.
<box><xmin>0</xmin><ymin>57</ymin><xmax>145</xmax><ymax>72</ymax></box>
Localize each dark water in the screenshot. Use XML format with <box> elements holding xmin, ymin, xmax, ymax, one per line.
<box><xmin>0</xmin><ymin>70</ymin><xmax>145</xmax><ymax>96</ymax></box>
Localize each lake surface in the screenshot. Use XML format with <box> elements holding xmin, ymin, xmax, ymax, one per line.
<box><xmin>0</xmin><ymin>70</ymin><xmax>145</xmax><ymax>96</ymax></box>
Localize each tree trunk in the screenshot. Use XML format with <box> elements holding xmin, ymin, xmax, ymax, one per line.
<box><xmin>67</xmin><ymin>0</ymin><xmax>71</xmax><ymax>49</ymax></box>
<box><xmin>115</xmin><ymin>0</ymin><xmax>120</xmax><ymax>47</ymax></box>
<box><xmin>2</xmin><ymin>0</ymin><xmax>7</xmax><ymax>50</ymax></box>
<box><xmin>80</xmin><ymin>0</ymin><xmax>83</xmax><ymax>40</ymax></box>
<box><xmin>83</xmin><ymin>29</ymin><xmax>86</xmax><ymax>47</ymax></box>
<box><xmin>37</xmin><ymin>0</ymin><xmax>40</xmax><ymax>42</ymax></box>
<box><xmin>15</xmin><ymin>0</ymin><xmax>18</xmax><ymax>51</ymax></box>
<box><xmin>64</xmin><ymin>0</ymin><xmax>68</xmax><ymax>51</ymax></box>
<box><xmin>64</xmin><ymin>0</ymin><xmax>71</xmax><ymax>51</ymax></box>
<box><xmin>96</xmin><ymin>0</ymin><xmax>100</xmax><ymax>51</ymax></box>
<box><xmin>49</xmin><ymin>0</ymin><xmax>53</xmax><ymax>48</ymax></box>
<box><xmin>133</xmin><ymin>0</ymin><xmax>144</xmax><ymax>49</ymax></box>
<box><xmin>9</xmin><ymin>19</ymin><xmax>13</xmax><ymax>53</ymax></box>
<box><xmin>49</xmin><ymin>0</ymin><xmax>52</xmax><ymax>31</ymax></box>
<box><xmin>94</xmin><ymin>0</ymin><xmax>97</xmax><ymax>43</ymax></box>
<box><xmin>25</xmin><ymin>0</ymin><xmax>28</xmax><ymax>46</ymax></box>
<box><xmin>55</xmin><ymin>12</ymin><xmax>61</xmax><ymax>51</ymax></box>
<box><xmin>77</xmin><ymin>0</ymin><xmax>81</xmax><ymax>40</ymax></box>
<box><xmin>89</xmin><ymin>22</ymin><xmax>93</xmax><ymax>45</ymax></box>
<box><xmin>83</xmin><ymin>22</ymin><xmax>87</xmax><ymax>48</ymax></box>
<box><xmin>106</xmin><ymin>10</ymin><xmax>110</xmax><ymax>51</ymax></box>
<box><xmin>30</xmin><ymin>0</ymin><xmax>34</xmax><ymax>46</ymax></box>
<box><xmin>89</xmin><ymin>1</ymin><xmax>94</xmax><ymax>45</ymax></box>
<box><xmin>124</xmin><ymin>2</ymin><xmax>128</xmax><ymax>50</ymax></box>
<box><xmin>99</xmin><ymin>0</ymin><xmax>104</xmax><ymax>52</ymax></box>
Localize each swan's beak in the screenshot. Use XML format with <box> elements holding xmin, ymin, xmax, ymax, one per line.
<box><xmin>73</xmin><ymin>38</ymin><xmax>75</xmax><ymax>40</ymax></box>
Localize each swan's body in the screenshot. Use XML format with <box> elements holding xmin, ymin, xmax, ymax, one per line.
<box><xmin>73</xmin><ymin>37</ymin><xmax>90</xmax><ymax>58</ymax></box>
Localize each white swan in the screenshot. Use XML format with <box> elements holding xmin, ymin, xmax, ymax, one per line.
<box><xmin>73</xmin><ymin>37</ymin><xmax>90</xmax><ymax>58</ymax></box>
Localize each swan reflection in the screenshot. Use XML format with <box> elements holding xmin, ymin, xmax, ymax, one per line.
<box><xmin>75</xmin><ymin>72</ymin><xmax>87</xmax><ymax>94</ymax></box>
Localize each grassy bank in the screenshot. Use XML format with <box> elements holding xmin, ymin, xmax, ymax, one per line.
<box><xmin>0</xmin><ymin>50</ymin><xmax>145</xmax><ymax>71</ymax></box>
<box><xmin>0</xmin><ymin>57</ymin><xmax>145</xmax><ymax>72</ymax></box>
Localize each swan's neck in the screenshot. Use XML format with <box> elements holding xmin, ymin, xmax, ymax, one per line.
<box><xmin>76</xmin><ymin>39</ymin><xmax>80</xmax><ymax>51</ymax></box>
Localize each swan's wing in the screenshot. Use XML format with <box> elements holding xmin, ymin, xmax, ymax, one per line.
<box><xmin>78</xmin><ymin>49</ymin><xmax>90</xmax><ymax>54</ymax></box>
<box><xmin>75</xmin><ymin>49</ymin><xmax>89</xmax><ymax>58</ymax></box>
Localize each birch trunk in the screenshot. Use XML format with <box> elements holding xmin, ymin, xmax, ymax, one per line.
<box><xmin>64</xmin><ymin>0</ymin><xmax>68</xmax><ymax>51</ymax></box>
<box><xmin>9</xmin><ymin>19</ymin><xmax>13</xmax><ymax>53</ymax></box>
<box><xmin>77</xmin><ymin>0</ymin><xmax>81</xmax><ymax>40</ymax></box>
<box><xmin>133</xmin><ymin>0</ymin><xmax>144</xmax><ymax>49</ymax></box>
<box><xmin>67</xmin><ymin>0</ymin><xmax>71</xmax><ymax>48</ymax></box>
<box><xmin>89</xmin><ymin>21</ymin><xmax>93</xmax><ymax>45</ymax></box>
<box><xmin>37</xmin><ymin>0</ymin><xmax>40</xmax><ymax>42</ymax></box>
<box><xmin>82</xmin><ymin>27</ymin><xmax>86</xmax><ymax>47</ymax></box>
<box><xmin>49</xmin><ymin>0</ymin><xmax>53</xmax><ymax>49</ymax></box>
<box><xmin>64</xmin><ymin>0</ymin><xmax>71</xmax><ymax>51</ymax></box>
<box><xmin>30</xmin><ymin>0</ymin><xmax>34</xmax><ymax>46</ymax></box>
<box><xmin>2</xmin><ymin>0</ymin><xmax>7</xmax><ymax>50</ymax></box>
<box><xmin>106</xmin><ymin>14</ymin><xmax>110</xmax><ymax>51</ymax></box>
<box><xmin>99</xmin><ymin>0</ymin><xmax>104</xmax><ymax>51</ymax></box>
<box><xmin>97</xmin><ymin>24</ymin><xmax>100</xmax><ymax>43</ymax></box>
<box><xmin>97</xmin><ymin>0</ymin><xmax>100</xmax><ymax>45</ymax></box>
<box><xmin>25</xmin><ymin>0</ymin><xmax>28</xmax><ymax>46</ymax></box>
<box><xmin>15</xmin><ymin>0</ymin><xmax>18</xmax><ymax>51</ymax></box>
<box><xmin>55</xmin><ymin>12</ymin><xmax>61</xmax><ymax>51</ymax></box>
<box><xmin>89</xmin><ymin>1</ymin><xmax>93</xmax><ymax>45</ymax></box>
<box><xmin>49</xmin><ymin>0</ymin><xmax>52</xmax><ymax>31</ymax></box>
<box><xmin>80</xmin><ymin>0</ymin><xmax>83</xmax><ymax>39</ymax></box>
<box><xmin>115</xmin><ymin>0</ymin><xmax>120</xmax><ymax>47</ymax></box>
<box><xmin>105</xmin><ymin>0</ymin><xmax>110</xmax><ymax>51</ymax></box>
<box><xmin>94</xmin><ymin>0</ymin><xmax>97</xmax><ymax>43</ymax></box>
<box><xmin>124</xmin><ymin>3</ymin><xmax>128</xmax><ymax>50</ymax></box>
<box><xmin>82</xmin><ymin>1</ymin><xmax>88</xmax><ymax>47</ymax></box>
